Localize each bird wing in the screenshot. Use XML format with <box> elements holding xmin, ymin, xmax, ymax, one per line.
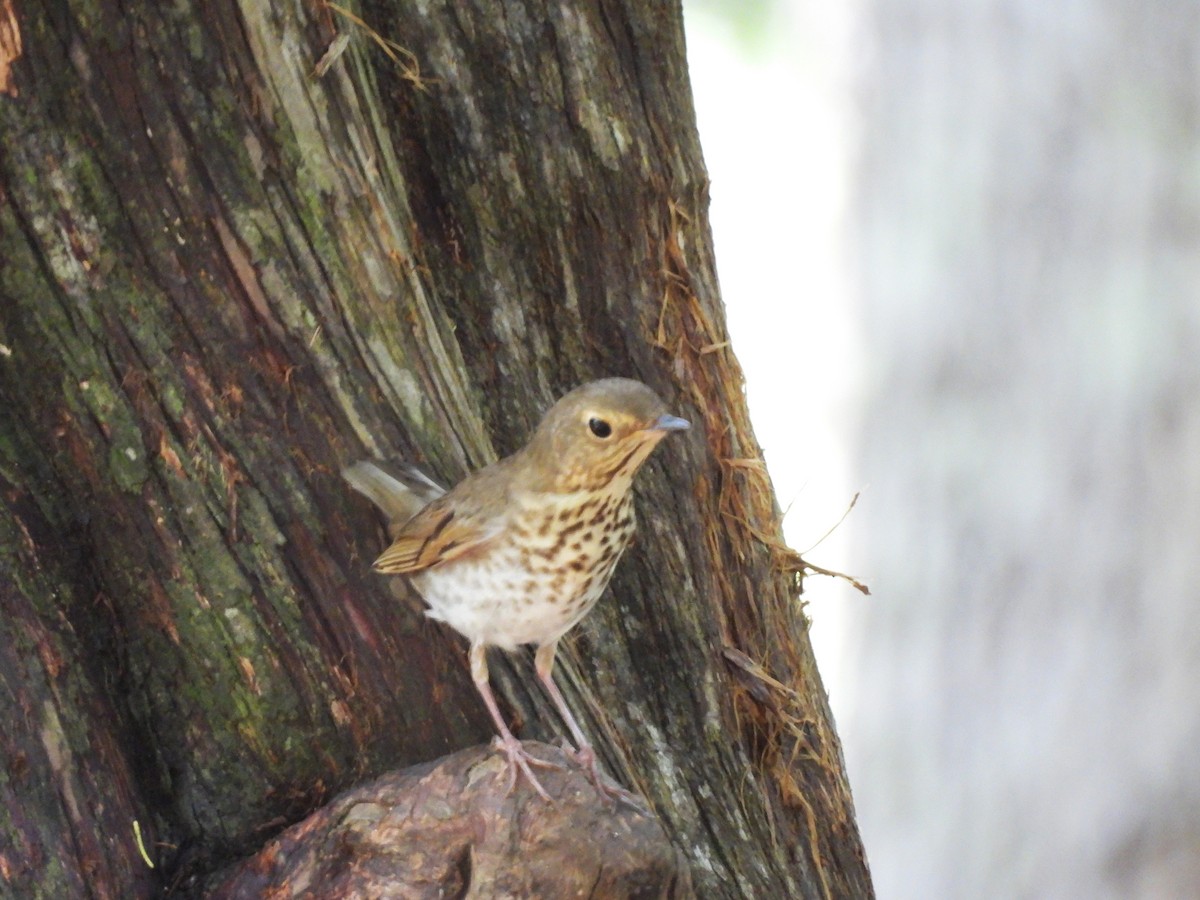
<box><xmin>372</xmin><ymin>493</ymin><xmax>501</xmax><ymax>574</ymax></box>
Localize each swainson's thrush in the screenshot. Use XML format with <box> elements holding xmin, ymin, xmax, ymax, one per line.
<box><xmin>344</xmin><ymin>378</ymin><xmax>689</xmax><ymax>800</ymax></box>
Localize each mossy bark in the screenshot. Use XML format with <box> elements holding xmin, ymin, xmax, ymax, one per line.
<box><xmin>0</xmin><ymin>0</ymin><xmax>872</xmax><ymax>896</ymax></box>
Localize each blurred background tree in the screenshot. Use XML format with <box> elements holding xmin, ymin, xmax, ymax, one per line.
<box><xmin>686</xmin><ymin>0</ymin><xmax>1200</xmax><ymax>896</ymax></box>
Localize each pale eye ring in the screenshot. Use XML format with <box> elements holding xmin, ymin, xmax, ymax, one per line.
<box><xmin>588</xmin><ymin>417</ymin><xmax>613</xmax><ymax>438</ymax></box>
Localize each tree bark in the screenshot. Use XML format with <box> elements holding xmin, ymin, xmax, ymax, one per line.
<box><xmin>0</xmin><ymin>0</ymin><xmax>871</xmax><ymax>897</ymax></box>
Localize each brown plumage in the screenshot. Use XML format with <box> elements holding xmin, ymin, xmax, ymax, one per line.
<box><xmin>344</xmin><ymin>378</ymin><xmax>689</xmax><ymax>801</ymax></box>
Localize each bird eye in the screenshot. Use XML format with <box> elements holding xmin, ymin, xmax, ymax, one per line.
<box><xmin>588</xmin><ymin>417</ymin><xmax>613</xmax><ymax>438</ymax></box>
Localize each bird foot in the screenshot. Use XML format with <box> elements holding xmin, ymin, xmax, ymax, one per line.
<box><xmin>489</xmin><ymin>734</ymin><xmax>561</xmax><ymax>801</ymax></box>
<box><xmin>572</xmin><ymin>744</ymin><xmax>647</xmax><ymax>810</ymax></box>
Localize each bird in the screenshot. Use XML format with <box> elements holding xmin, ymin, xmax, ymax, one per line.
<box><xmin>343</xmin><ymin>378</ymin><xmax>689</xmax><ymax>801</ymax></box>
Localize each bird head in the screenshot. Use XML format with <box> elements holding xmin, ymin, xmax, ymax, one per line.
<box><xmin>523</xmin><ymin>378</ymin><xmax>690</xmax><ymax>493</ymax></box>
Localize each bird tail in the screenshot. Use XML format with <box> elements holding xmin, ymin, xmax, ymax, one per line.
<box><xmin>342</xmin><ymin>461</ymin><xmax>445</xmax><ymax>534</ymax></box>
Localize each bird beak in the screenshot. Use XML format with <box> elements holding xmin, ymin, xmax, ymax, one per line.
<box><xmin>648</xmin><ymin>414</ymin><xmax>690</xmax><ymax>433</ymax></box>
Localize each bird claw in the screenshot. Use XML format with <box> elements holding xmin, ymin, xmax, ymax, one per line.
<box><xmin>489</xmin><ymin>736</ymin><xmax>644</xmax><ymax>809</ymax></box>
<box><xmin>571</xmin><ymin>744</ymin><xmax>647</xmax><ymax>810</ymax></box>
<box><xmin>489</xmin><ymin>735</ymin><xmax>559</xmax><ymax>800</ymax></box>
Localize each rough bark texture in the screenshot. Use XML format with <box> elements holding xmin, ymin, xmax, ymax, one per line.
<box><xmin>0</xmin><ymin>479</ymin><xmax>159</xmax><ymax>897</ymax></box>
<box><xmin>0</xmin><ymin>0</ymin><xmax>871</xmax><ymax>897</ymax></box>
<box><xmin>206</xmin><ymin>743</ymin><xmax>690</xmax><ymax>898</ymax></box>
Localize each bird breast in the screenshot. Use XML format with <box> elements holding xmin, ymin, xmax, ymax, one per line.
<box><xmin>410</xmin><ymin>487</ymin><xmax>636</xmax><ymax>651</ymax></box>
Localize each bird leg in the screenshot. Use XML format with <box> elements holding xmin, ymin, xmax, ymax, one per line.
<box><xmin>534</xmin><ymin>641</ymin><xmax>643</xmax><ymax>806</ymax></box>
<box><xmin>469</xmin><ymin>642</ymin><xmax>557</xmax><ymax>801</ymax></box>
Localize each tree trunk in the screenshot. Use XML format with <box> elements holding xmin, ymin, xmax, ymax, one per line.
<box><xmin>0</xmin><ymin>0</ymin><xmax>871</xmax><ymax>896</ymax></box>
